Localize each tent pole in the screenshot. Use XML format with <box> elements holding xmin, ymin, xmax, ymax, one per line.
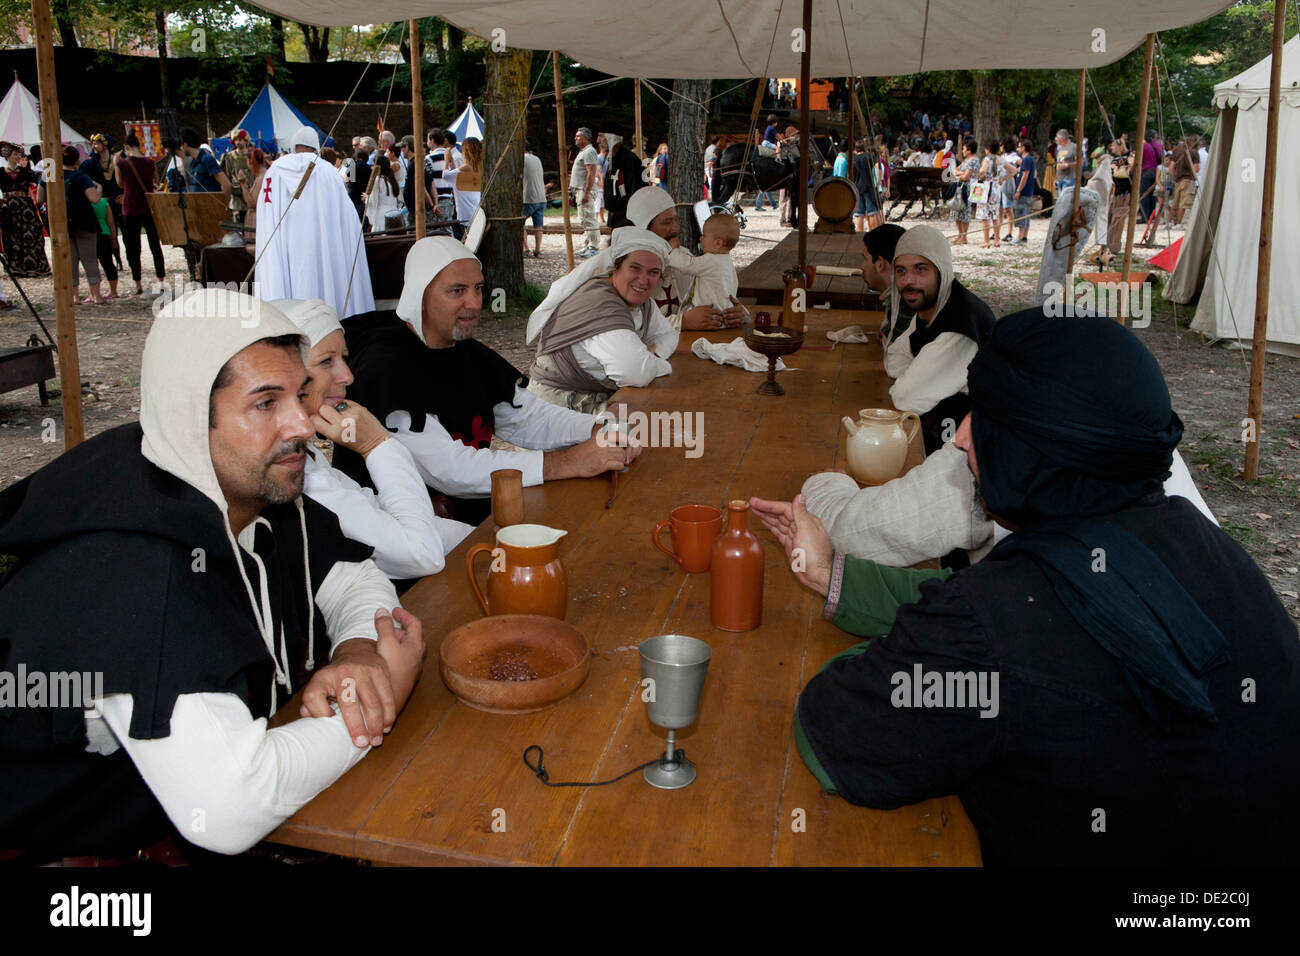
<box><xmin>846</xmin><ymin>76</ymin><xmax>855</xmax><ymax>188</ymax></box>
<box><xmin>796</xmin><ymin>0</ymin><xmax>811</xmax><ymax>268</ymax></box>
<box><xmin>1244</xmin><ymin>1</ymin><xmax>1287</xmax><ymax>482</ymax></box>
<box><xmin>30</xmin><ymin>0</ymin><xmax>83</xmax><ymax>448</ymax></box>
<box><xmin>1065</xmin><ymin>68</ymin><xmax>1086</xmax><ymax>277</ymax></box>
<box><xmin>553</xmin><ymin>54</ymin><xmax>574</xmax><ymax>270</ymax></box>
<box><xmin>410</xmin><ymin>19</ymin><xmax>425</xmax><ymax>239</ymax></box>
<box><xmin>635</xmin><ymin>78</ymin><xmax>643</xmax><ymax>159</ymax></box>
<box><xmin>1119</xmin><ymin>35</ymin><xmax>1155</xmax><ymax>327</ymax></box>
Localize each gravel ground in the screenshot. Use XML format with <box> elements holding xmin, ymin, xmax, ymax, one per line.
<box><xmin>3</xmin><ymin>204</ymin><xmax>1296</xmax><ymax>620</ymax></box>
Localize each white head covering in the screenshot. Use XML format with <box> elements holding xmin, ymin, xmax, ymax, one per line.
<box><xmin>602</xmin><ymin>131</ymin><xmax>623</xmax><ymax>151</ymax></box>
<box><xmin>628</xmin><ymin>187</ymin><xmax>675</xmax><ymax>229</ymax></box>
<box><xmin>291</xmin><ymin>126</ymin><xmax>319</xmax><ymax>151</ymax></box>
<box><xmin>140</xmin><ymin>289</ymin><xmax>314</xmax><ymax>693</ymax></box>
<box><xmin>888</xmin><ymin>224</ymin><xmax>954</xmax><ymax>323</ymax></box>
<box><xmin>610</xmin><ymin>227</ymin><xmax>671</xmax><ymax>268</ymax></box>
<box><xmin>270</xmin><ymin>298</ymin><xmax>342</xmax><ymax>348</ymax></box>
<box><xmin>396</xmin><ymin>237</ymin><xmax>481</xmax><ymax>345</ymax></box>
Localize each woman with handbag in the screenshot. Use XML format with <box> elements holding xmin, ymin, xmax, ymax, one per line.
<box><xmin>361</xmin><ymin>153</ymin><xmax>403</xmax><ymax>233</ymax></box>
<box><xmin>949</xmin><ymin>141</ymin><xmax>978</xmax><ymax>245</ymax></box>
<box><xmin>976</xmin><ymin>141</ymin><xmax>1002</xmax><ymax>248</ymax></box>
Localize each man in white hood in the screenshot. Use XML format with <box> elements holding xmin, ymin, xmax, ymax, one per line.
<box><xmin>0</xmin><ymin>290</ymin><xmax>424</xmax><ymax>863</ymax></box>
<box><xmin>339</xmin><ymin>237</ymin><xmax>636</xmax><ymax>526</ymax></box>
<box><xmin>527</xmin><ymin>187</ymin><xmax>747</xmax><ymax>337</ymax></box>
<box><xmin>255</xmin><ymin>125</ymin><xmax>376</xmax><ymax>319</ymax></box>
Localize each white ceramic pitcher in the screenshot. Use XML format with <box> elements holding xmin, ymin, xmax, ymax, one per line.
<box><xmin>841</xmin><ymin>408</ymin><xmax>921</xmax><ymax>485</ymax></box>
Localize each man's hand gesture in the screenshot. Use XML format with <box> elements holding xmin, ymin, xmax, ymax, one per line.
<box><xmin>750</xmin><ymin>494</ymin><xmax>833</xmax><ymax>597</ymax></box>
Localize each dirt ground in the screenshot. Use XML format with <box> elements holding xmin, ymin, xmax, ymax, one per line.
<box><xmin>2</xmin><ymin>202</ymin><xmax>1296</xmax><ymax>620</ymax></box>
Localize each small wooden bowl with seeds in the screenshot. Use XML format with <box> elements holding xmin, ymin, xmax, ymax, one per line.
<box><xmin>439</xmin><ymin>614</ymin><xmax>590</xmax><ymax>714</ymax></box>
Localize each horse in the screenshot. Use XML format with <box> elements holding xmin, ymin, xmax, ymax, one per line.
<box><xmin>710</xmin><ymin>135</ymin><xmax>833</xmax><ymax>206</ymax></box>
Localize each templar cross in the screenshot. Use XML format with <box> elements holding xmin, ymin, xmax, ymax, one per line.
<box><xmin>263</xmin><ymin>177</ymin><xmax>273</xmax><ymax>204</ymax></box>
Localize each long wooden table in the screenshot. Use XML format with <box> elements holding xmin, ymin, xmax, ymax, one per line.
<box><xmin>267</xmin><ymin>309</ymin><xmax>981</xmax><ymax>866</ymax></box>
<box><xmin>737</xmin><ymin>231</ymin><xmax>884</xmax><ymax>310</ymax></box>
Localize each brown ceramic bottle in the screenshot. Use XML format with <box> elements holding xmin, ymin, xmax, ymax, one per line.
<box><xmin>710</xmin><ymin>500</ymin><xmax>764</xmax><ymax>631</ymax></box>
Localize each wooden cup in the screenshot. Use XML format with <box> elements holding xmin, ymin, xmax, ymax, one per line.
<box><xmin>491</xmin><ymin>468</ymin><xmax>525</xmax><ymax>527</ymax></box>
<box><xmin>652</xmin><ymin>504</ymin><xmax>723</xmax><ymax>573</ymax></box>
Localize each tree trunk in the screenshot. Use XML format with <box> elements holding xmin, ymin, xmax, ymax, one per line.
<box><xmin>481</xmin><ymin>47</ymin><xmax>533</xmax><ymax>294</ymax></box>
<box><xmin>155</xmin><ymin>4</ymin><xmax>170</xmax><ymax>109</ymax></box>
<box><xmin>52</xmin><ymin>0</ymin><xmax>77</xmax><ymax>49</ymax></box>
<box><xmin>667</xmin><ymin>78</ymin><xmax>710</xmax><ymax>251</ymax></box>
<box><xmin>447</xmin><ymin>26</ymin><xmax>464</xmax><ymax>108</ymax></box>
<box><xmin>298</xmin><ymin>24</ymin><xmax>331</xmax><ymax>63</ymax></box>
<box><xmin>1032</xmin><ymin>84</ymin><xmax>1056</xmax><ymax>153</ymax></box>
<box><xmin>970</xmin><ymin>72</ymin><xmax>1001</xmax><ymax>148</ymax></box>
<box><xmin>269</xmin><ymin>16</ymin><xmax>286</xmax><ymax>62</ymax></box>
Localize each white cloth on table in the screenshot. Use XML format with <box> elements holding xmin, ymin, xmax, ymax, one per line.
<box><xmin>255</xmin><ymin>151</ymin><xmax>375</xmax><ymax>318</ymax></box>
<box><xmin>691</xmin><ymin>335</ymin><xmax>787</xmax><ymax>372</ymax></box>
<box><xmin>384</xmin><ymin>386</ymin><xmax>599</xmax><ymax>498</ymax></box>
<box><xmin>826</xmin><ymin>325</ymin><xmax>872</xmax><ymax>345</ymax></box>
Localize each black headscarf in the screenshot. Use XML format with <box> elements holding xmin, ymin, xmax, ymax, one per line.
<box><xmin>970</xmin><ymin>308</ymin><xmax>1229</xmax><ymax>724</ymax></box>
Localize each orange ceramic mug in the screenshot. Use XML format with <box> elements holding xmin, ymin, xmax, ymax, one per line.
<box><xmin>652</xmin><ymin>504</ymin><xmax>723</xmax><ymax>573</ymax></box>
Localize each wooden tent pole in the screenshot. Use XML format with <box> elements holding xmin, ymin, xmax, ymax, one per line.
<box><xmin>30</xmin><ymin>0</ymin><xmax>83</xmax><ymax>448</ymax></box>
<box><xmin>634</xmin><ymin>78</ymin><xmax>644</xmax><ymax>159</ymax></box>
<box><xmin>1065</xmin><ymin>68</ymin><xmax>1086</xmax><ymax>277</ymax></box>
<box><xmin>846</xmin><ymin>76</ymin><xmax>855</xmax><ymax>184</ymax></box>
<box><xmin>1244</xmin><ymin>1</ymin><xmax>1287</xmax><ymax>482</ymax></box>
<box><xmin>553</xmin><ymin>53</ymin><xmax>574</xmax><ymax>270</ymax></box>
<box><xmin>796</xmin><ymin>0</ymin><xmax>811</xmax><ymax>267</ymax></box>
<box><xmin>410</xmin><ymin>20</ymin><xmax>425</xmax><ymax>239</ymax></box>
<box><xmin>1119</xmin><ymin>34</ymin><xmax>1155</xmax><ymax>326</ymax></box>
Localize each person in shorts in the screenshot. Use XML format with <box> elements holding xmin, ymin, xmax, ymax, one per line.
<box><xmin>522</xmin><ymin>142</ymin><xmax>547</xmax><ymax>258</ymax></box>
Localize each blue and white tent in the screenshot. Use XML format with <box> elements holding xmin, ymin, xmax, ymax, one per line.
<box><xmin>447</xmin><ymin>98</ymin><xmax>485</xmax><ymax>143</ymax></box>
<box><xmin>212</xmin><ymin>83</ymin><xmax>331</xmax><ymax>156</ymax></box>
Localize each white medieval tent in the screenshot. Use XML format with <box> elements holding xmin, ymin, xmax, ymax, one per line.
<box><xmin>1166</xmin><ymin>34</ymin><xmax>1299</xmax><ymax>355</ymax></box>
<box><xmin>0</xmin><ymin>73</ymin><xmax>90</xmax><ymax>159</ymax></box>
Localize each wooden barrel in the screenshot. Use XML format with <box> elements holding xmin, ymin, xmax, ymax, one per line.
<box><xmin>812</xmin><ymin>178</ymin><xmax>858</xmax><ymax>224</ymax></box>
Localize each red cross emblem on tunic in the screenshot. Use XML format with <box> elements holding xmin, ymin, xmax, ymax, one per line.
<box><xmin>654</xmin><ymin>280</ymin><xmax>680</xmax><ymax>317</ymax></box>
<box><xmin>263</xmin><ymin>177</ymin><xmax>273</xmax><ymax>204</ymax></box>
<box><xmin>450</xmin><ymin>414</ymin><xmax>494</xmax><ymax>450</ymax></box>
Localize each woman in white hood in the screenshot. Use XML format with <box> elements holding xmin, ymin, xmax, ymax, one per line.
<box><xmin>273</xmin><ymin>298</ymin><xmax>474</xmax><ymax>582</ymax></box>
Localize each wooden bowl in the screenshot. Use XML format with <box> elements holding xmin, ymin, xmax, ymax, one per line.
<box><xmin>743</xmin><ymin>327</ymin><xmax>805</xmax><ymax>357</ymax></box>
<box><xmin>439</xmin><ymin>614</ymin><xmax>590</xmax><ymax>715</ymax></box>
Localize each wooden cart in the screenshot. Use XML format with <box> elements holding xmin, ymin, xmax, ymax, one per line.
<box><xmin>145</xmin><ymin>192</ymin><xmax>230</xmax><ymax>279</ymax></box>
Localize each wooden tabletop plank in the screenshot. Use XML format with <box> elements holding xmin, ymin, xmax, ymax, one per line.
<box><xmin>737</xmin><ymin>232</ymin><xmax>882</xmax><ymax>310</ymax></box>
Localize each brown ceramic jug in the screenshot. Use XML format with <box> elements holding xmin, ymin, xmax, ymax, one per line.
<box><xmin>467</xmin><ymin>524</ymin><xmax>568</xmax><ymax>619</ymax></box>
<box><xmin>710</xmin><ymin>500</ymin><xmax>764</xmax><ymax>631</ymax></box>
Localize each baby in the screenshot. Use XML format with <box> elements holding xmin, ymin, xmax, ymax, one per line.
<box><xmin>669</xmin><ymin>212</ymin><xmax>744</xmax><ymax>316</ymax></box>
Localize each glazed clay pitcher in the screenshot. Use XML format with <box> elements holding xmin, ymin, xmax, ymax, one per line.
<box><xmin>710</xmin><ymin>500</ymin><xmax>764</xmax><ymax>632</ymax></box>
<box><xmin>467</xmin><ymin>524</ymin><xmax>568</xmax><ymax>619</ymax></box>
<box><xmin>842</xmin><ymin>408</ymin><xmax>921</xmax><ymax>485</ymax></box>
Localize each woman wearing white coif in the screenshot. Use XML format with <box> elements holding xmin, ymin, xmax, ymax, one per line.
<box><xmin>526</xmin><ymin>228</ymin><xmax>679</xmax><ymax>413</ymax></box>
<box><xmin>273</xmin><ymin>298</ymin><xmax>474</xmax><ymax>581</ymax></box>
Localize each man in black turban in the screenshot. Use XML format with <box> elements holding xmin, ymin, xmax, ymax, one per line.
<box><xmin>764</xmin><ymin>307</ymin><xmax>1300</xmax><ymax>865</ymax></box>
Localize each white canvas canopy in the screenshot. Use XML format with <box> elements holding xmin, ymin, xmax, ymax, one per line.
<box><xmin>0</xmin><ymin>75</ymin><xmax>90</xmax><ymax>158</ymax></box>
<box><xmin>249</xmin><ymin>1</ymin><xmax>1234</xmax><ymax>76</ymax></box>
<box><xmin>1167</xmin><ymin>35</ymin><xmax>1300</xmax><ymax>353</ymax></box>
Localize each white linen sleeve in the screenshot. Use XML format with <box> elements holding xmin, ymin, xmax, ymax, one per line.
<box><xmin>386</xmin><ymin>410</ymin><xmax>545</xmax><ymax>493</ymax></box>
<box><xmin>667</xmin><ymin>247</ymin><xmax>707</xmax><ymax>277</ymax></box>
<box><xmin>645</xmin><ymin>304</ymin><xmax>681</xmax><ymax>359</ymax></box>
<box><xmin>305</xmin><ymin>444</ymin><xmax>473</xmax><ymax>580</ymax></box>
<box><xmin>98</xmin><ymin>692</ymin><xmax>369</xmax><ymax>855</ymax></box>
<box><xmin>315</xmin><ymin>559</ymin><xmax>399</xmax><ymax>651</ymax></box>
<box><xmin>581</xmin><ymin>328</ymin><xmax>672</xmax><ymax>387</ymax></box>
<box><xmin>889</xmin><ymin>332</ymin><xmax>978</xmax><ymax>415</ymax></box>
<box><xmin>494</xmin><ymin>386</ymin><xmax>598</xmax><ymax>451</ymax></box>
<box><xmin>801</xmin><ymin>443</ymin><xmax>994</xmax><ymax>566</ymax></box>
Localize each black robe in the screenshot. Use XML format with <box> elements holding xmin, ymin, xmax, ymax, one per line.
<box><xmin>797</xmin><ymin>495</ymin><xmax>1300</xmax><ymax>865</ymax></box>
<box><xmin>339</xmin><ymin>309</ymin><xmax>525</xmax><ymax>526</ymax></box>
<box><xmin>0</xmin><ymin>423</ymin><xmax>372</xmax><ymax>860</ymax></box>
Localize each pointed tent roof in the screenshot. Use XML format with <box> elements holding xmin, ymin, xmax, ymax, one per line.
<box><xmin>448</xmin><ymin>98</ymin><xmax>484</xmax><ymax>142</ymax></box>
<box><xmin>1213</xmin><ymin>33</ymin><xmax>1300</xmax><ymax>110</ymax></box>
<box><xmin>0</xmin><ymin>73</ymin><xmax>91</xmax><ymax>156</ymax></box>
<box><xmin>220</xmin><ymin>82</ymin><xmax>331</xmax><ymax>155</ymax></box>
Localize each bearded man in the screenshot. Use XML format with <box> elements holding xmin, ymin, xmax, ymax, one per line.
<box><xmin>338</xmin><ymin>238</ymin><xmax>635</xmax><ymax>526</ymax></box>
<box><xmin>883</xmin><ymin>224</ymin><xmax>995</xmax><ymax>453</ymax></box>
<box><xmin>0</xmin><ymin>291</ymin><xmax>424</xmax><ymax>863</ymax></box>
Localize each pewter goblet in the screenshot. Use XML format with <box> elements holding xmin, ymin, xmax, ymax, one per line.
<box><xmin>638</xmin><ymin>634</ymin><xmax>711</xmax><ymax>789</ymax></box>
